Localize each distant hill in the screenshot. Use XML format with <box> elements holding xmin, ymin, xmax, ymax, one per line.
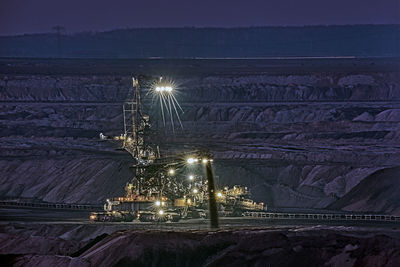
<box><xmin>0</xmin><ymin>25</ymin><xmax>399</xmax><ymax>58</ymax></box>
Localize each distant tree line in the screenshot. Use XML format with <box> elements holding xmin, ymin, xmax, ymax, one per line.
<box><xmin>0</xmin><ymin>25</ymin><xmax>398</xmax><ymax>58</ymax></box>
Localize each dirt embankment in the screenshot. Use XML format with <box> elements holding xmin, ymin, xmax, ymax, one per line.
<box><xmin>1</xmin><ymin>223</ymin><xmax>399</xmax><ymax>267</ymax></box>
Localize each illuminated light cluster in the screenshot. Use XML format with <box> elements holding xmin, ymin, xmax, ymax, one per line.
<box><xmin>193</xmin><ymin>188</ymin><xmax>198</xmax><ymax>194</ymax></box>
<box><xmin>187</xmin><ymin>157</ymin><xmax>213</xmax><ymax>164</ymax></box>
<box><xmin>188</xmin><ymin>175</ymin><xmax>194</xmax><ymax>180</ymax></box>
<box><xmin>158</xmin><ymin>210</ymin><xmax>164</xmax><ymax>215</ymax></box>
<box><xmin>155</xmin><ymin>86</ymin><xmax>173</xmax><ymax>92</ymax></box>
<box><xmin>217</xmin><ymin>192</ymin><xmax>222</xmax><ymax>197</ymax></box>
<box><xmin>169</xmin><ymin>169</ymin><xmax>175</xmax><ymax>175</ymax></box>
<box><xmin>155</xmin><ymin>200</ymin><xmax>165</xmax><ymax>207</ymax></box>
<box><xmin>187</xmin><ymin>157</ymin><xmax>197</xmax><ymax>164</ymax></box>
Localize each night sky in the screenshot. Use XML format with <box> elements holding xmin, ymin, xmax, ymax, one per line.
<box><xmin>0</xmin><ymin>0</ymin><xmax>399</xmax><ymax>35</ymax></box>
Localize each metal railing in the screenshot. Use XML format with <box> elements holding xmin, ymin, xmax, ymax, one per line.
<box><xmin>0</xmin><ymin>200</ymin><xmax>102</xmax><ymax>211</ymax></box>
<box><xmin>1</xmin><ymin>200</ymin><xmax>399</xmax><ymax>223</ymax></box>
<box><xmin>242</xmin><ymin>211</ymin><xmax>400</xmax><ymax>222</ymax></box>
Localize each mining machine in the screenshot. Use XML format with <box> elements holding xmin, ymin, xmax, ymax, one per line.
<box><xmin>90</xmin><ymin>76</ymin><xmax>265</xmax><ymax>222</ymax></box>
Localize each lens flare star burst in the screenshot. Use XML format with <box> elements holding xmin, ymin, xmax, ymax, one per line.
<box><xmin>149</xmin><ymin>77</ymin><xmax>184</xmax><ymax>133</ymax></box>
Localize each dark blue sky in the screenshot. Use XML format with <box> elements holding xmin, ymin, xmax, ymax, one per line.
<box><xmin>0</xmin><ymin>0</ymin><xmax>399</xmax><ymax>35</ymax></box>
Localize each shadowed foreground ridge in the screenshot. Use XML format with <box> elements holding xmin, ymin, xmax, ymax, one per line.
<box><xmin>0</xmin><ymin>224</ymin><xmax>399</xmax><ymax>267</ymax></box>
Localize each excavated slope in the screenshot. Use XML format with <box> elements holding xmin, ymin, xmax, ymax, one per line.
<box><xmin>0</xmin><ymin>59</ymin><xmax>399</xmax><ymax>213</ymax></box>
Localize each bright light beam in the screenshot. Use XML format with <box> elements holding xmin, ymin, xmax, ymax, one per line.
<box><xmin>170</xmin><ymin>93</ymin><xmax>184</xmax><ymax>113</ymax></box>
<box><xmin>160</xmin><ymin>92</ymin><xmax>172</xmax><ymax>126</ymax></box>
<box><xmin>159</xmin><ymin>93</ymin><xmax>166</xmax><ymax>126</ymax></box>
<box><xmin>167</xmin><ymin>93</ymin><xmax>175</xmax><ymax>133</ymax></box>
<box><xmin>151</xmin><ymin>78</ymin><xmax>183</xmax><ymax>132</ymax></box>
<box><xmin>168</xmin><ymin>93</ymin><xmax>183</xmax><ymax>129</ymax></box>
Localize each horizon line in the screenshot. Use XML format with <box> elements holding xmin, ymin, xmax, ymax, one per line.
<box><xmin>1</xmin><ymin>23</ymin><xmax>399</xmax><ymax>37</ymax></box>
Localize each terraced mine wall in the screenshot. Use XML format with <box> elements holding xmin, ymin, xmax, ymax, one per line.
<box><xmin>0</xmin><ymin>58</ymin><xmax>399</xmax><ymax>214</ymax></box>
